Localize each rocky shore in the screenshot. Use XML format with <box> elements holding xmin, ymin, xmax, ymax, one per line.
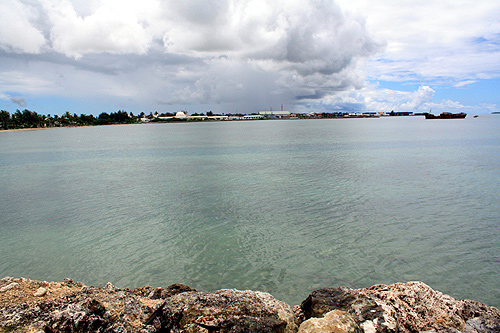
<box><xmin>1</xmin><ymin>277</ymin><xmax>499</xmax><ymax>333</ymax></box>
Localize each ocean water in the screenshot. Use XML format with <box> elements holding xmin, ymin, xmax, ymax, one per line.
<box><xmin>1</xmin><ymin>116</ymin><xmax>499</xmax><ymax>308</ymax></box>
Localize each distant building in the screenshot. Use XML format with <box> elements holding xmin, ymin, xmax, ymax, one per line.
<box><xmin>208</xmin><ymin>115</ymin><xmax>229</xmax><ymax>120</ymax></box>
<box><xmin>189</xmin><ymin>115</ymin><xmax>208</xmax><ymax>120</ymax></box>
<box><xmin>258</xmin><ymin>111</ymin><xmax>290</xmax><ymax>119</ymax></box>
<box><xmin>175</xmin><ymin>111</ymin><xmax>188</xmax><ymax>119</ymax></box>
<box><xmin>243</xmin><ymin>114</ymin><xmax>264</xmax><ymax>120</ymax></box>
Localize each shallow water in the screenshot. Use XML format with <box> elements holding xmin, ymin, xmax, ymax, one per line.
<box><xmin>1</xmin><ymin>116</ymin><xmax>499</xmax><ymax>307</ymax></box>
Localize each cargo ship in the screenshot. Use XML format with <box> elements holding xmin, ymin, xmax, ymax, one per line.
<box><xmin>424</xmin><ymin>112</ymin><xmax>467</xmax><ymax>119</ymax></box>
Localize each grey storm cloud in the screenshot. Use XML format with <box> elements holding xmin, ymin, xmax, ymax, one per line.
<box><xmin>0</xmin><ymin>0</ymin><xmax>384</xmax><ymax>113</ymax></box>
<box><xmin>9</xmin><ymin>96</ymin><xmax>27</xmax><ymax>107</ymax></box>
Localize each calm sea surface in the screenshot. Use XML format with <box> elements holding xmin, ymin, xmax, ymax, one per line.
<box><xmin>1</xmin><ymin>116</ymin><xmax>499</xmax><ymax>307</ymax></box>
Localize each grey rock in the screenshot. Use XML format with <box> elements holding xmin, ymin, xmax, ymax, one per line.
<box><xmin>131</xmin><ymin>283</ymin><xmax>196</xmax><ymax>299</ymax></box>
<box><xmin>2</xmin><ymin>277</ymin><xmax>499</xmax><ymax>333</ymax></box>
<box><xmin>161</xmin><ymin>283</ymin><xmax>197</xmax><ymax>298</ymax></box>
<box><xmin>152</xmin><ymin>289</ymin><xmax>298</xmax><ymax>332</ymax></box>
<box><xmin>300</xmin><ymin>282</ymin><xmax>500</xmax><ymax>333</ymax></box>
<box><xmin>148</xmin><ymin>287</ymin><xmax>162</xmax><ymax>300</ymax></box>
<box><xmin>300</xmin><ymin>287</ymin><xmax>358</xmax><ymax>318</ymax></box>
<box><xmin>47</xmin><ymin>298</ymin><xmax>108</xmax><ymax>332</ymax></box>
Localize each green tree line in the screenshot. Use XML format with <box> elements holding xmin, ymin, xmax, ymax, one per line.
<box><xmin>0</xmin><ymin>109</ymin><xmax>138</xmax><ymax>130</ymax></box>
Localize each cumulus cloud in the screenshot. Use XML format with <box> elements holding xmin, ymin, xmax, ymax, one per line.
<box><xmin>0</xmin><ymin>0</ymin><xmax>385</xmax><ymax>113</ymax></box>
<box><xmin>0</xmin><ymin>1</ymin><xmax>46</xmax><ymax>53</ymax></box>
<box><xmin>151</xmin><ymin>0</ymin><xmax>383</xmax><ymax>107</ymax></box>
<box><xmin>313</xmin><ymin>83</ymin><xmax>494</xmax><ymax>114</ymax></box>
<box><xmin>11</xmin><ymin>0</ymin><xmax>382</xmax><ymax>68</ymax></box>
<box><xmin>43</xmin><ymin>0</ymin><xmax>157</xmax><ymax>58</ymax></box>
<box><xmin>314</xmin><ymin>85</ymin><xmax>438</xmax><ymax>113</ymax></box>
<box><xmin>159</xmin><ymin>1</ymin><xmax>381</xmax><ymax>62</ymax></box>
<box><xmin>400</xmin><ymin>85</ymin><xmax>435</xmax><ymax>110</ymax></box>
<box><xmin>338</xmin><ymin>0</ymin><xmax>500</xmax><ymax>82</ymax></box>
<box><xmin>0</xmin><ymin>0</ymin><xmax>497</xmax><ymax>114</ymax></box>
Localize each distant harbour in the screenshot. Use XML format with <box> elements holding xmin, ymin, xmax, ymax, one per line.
<box><xmin>2</xmin><ymin>108</ymin><xmax>429</xmax><ymax>131</ymax></box>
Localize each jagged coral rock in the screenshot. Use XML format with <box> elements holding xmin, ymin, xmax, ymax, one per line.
<box><xmin>299</xmin><ymin>281</ymin><xmax>500</xmax><ymax>333</ymax></box>
<box><xmin>158</xmin><ymin>288</ymin><xmax>298</xmax><ymax>332</ymax></box>
<box><xmin>0</xmin><ymin>278</ymin><xmax>297</xmax><ymax>332</ymax></box>
<box><xmin>2</xmin><ymin>278</ymin><xmax>499</xmax><ymax>333</ymax></box>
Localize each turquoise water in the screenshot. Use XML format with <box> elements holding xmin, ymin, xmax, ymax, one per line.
<box><xmin>1</xmin><ymin>116</ymin><xmax>499</xmax><ymax>307</ymax></box>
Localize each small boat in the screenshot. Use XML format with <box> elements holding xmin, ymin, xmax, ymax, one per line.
<box><xmin>424</xmin><ymin>112</ymin><xmax>467</xmax><ymax>119</ymax></box>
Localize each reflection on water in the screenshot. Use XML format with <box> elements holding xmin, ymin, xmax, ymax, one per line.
<box><xmin>1</xmin><ymin>117</ymin><xmax>500</xmax><ymax>307</ymax></box>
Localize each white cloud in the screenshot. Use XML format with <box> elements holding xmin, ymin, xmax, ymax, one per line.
<box><xmin>159</xmin><ymin>0</ymin><xmax>383</xmax><ymax>70</ymax></box>
<box><xmin>43</xmin><ymin>0</ymin><xmax>158</xmax><ymax>58</ymax></box>
<box><xmin>311</xmin><ymin>83</ymin><xmax>495</xmax><ymax>114</ymax></box>
<box><xmin>0</xmin><ymin>70</ymin><xmax>55</xmax><ymax>94</ymax></box>
<box><xmin>0</xmin><ymin>0</ymin><xmax>382</xmax><ymax>106</ymax></box>
<box><xmin>400</xmin><ymin>85</ymin><xmax>435</xmax><ymax>110</ymax></box>
<box><xmin>455</xmin><ymin>80</ymin><xmax>477</xmax><ymax>88</ymax></box>
<box><xmin>0</xmin><ymin>0</ymin><xmax>497</xmax><ymax>114</ymax></box>
<box><xmin>158</xmin><ymin>0</ymin><xmax>383</xmax><ymax>107</ymax></box>
<box><xmin>0</xmin><ymin>1</ymin><xmax>46</xmax><ymax>53</ymax></box>
<box><xmin>337</xmin><ymin>0</ymin><xmax>500</xmax><ymax>82</ymax></box>
<box><xmin>311</xmin><ymin>84</ymin><xmax>435</xmax><ymax>112</ymax></box>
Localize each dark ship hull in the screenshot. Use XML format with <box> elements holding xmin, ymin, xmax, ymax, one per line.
<box><xmin>424</xmin><ymin>112</ymin><xmax>467</xmax><ymax>119</ymax></box>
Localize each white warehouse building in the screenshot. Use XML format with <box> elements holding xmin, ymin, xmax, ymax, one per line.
<box><xmin>258</xmin><ymin>111</ymin><xmax>290</xmax><ymax>118</ymax></box>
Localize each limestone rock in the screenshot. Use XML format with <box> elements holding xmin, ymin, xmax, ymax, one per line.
<box><xmin>130</xmin><ymin>283</ymin><xmax>196</xmax><ymax>299</ymax></box>
<box><xmin>33</xmin><ymin>287</ymin><xmax>47</xmax><ymax>297</ymax></box>
<box><xmin>300</xmin><ymin>287</ymin><xmax>358</xmax><ymax>319</ymax></box>
<box><xmin>151</xmin><ymin>289</ymin><xmax>299</xmax><ymax>332</ymax></box>
<box><xmin>1</xmin><ymin>278</ymin><xmax>297</xmax><ymax>332</ymax></box>
<box><xmin>300</xmin><ymin>281</ymin><xmax>500</xmax><ymax>333</ymax></box>
<box><xmin>0</xmin><ymin>282</ymin><xmax>18</xmax><ymax>293</ymax></box>
<box><xmin>47</xmin><ymin>298</ymin><xmax>108</xmax><ymax>332</ymax></box>
<box><xmin>161</xmin><ymin>283</ymin><xmax>196</xmax><ymax>298</ymax></box>
<box><xmin>2</xmin><ymin>277</ymin><xmax>500</xmax><ymax>333</ymax></box>
<box><xmin>104</xmin><ymin>282</ymin><xmax>118</xmax><ymax>292</ymax></box>
<box><xmin>298</xmin><ymin>310</ymin><xmax>361</xmax><ymax>333</ymax></box>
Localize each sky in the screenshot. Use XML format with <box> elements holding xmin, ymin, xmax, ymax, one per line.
<box><xmin>0</xmin><ymin>0</ymin><xmax>499</xmax><ymax>116</ymax></box>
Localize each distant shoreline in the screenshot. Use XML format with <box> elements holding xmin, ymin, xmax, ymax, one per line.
<box><xmin>0</xmin><ymin>115</ymin><xmax>415</xmax><ymax>133</ymax></box>
<box><xmin>0</xmin><ymin>123</ymin><xmax>138</xmax><ymax>133</ymax></box>
<box><xmin>0</xmin><ymin>127</ymin><xmax>49</xmax><ymax>133</ymax></box>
